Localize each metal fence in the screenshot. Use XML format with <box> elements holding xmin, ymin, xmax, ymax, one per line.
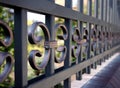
<box><xmin>0</xmin><ymin>0</ymin><xmax>120</xmax><ymax>88</ymax></box>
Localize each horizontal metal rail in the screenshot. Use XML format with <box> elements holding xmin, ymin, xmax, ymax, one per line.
<box><xmin>0</xmin><ymin>0</ymin><xmax>119</xmax><ymax>32</ymax></box>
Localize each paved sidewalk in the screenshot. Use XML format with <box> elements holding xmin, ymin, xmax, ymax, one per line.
<box><xmin>71</xmin><ymin>53</ymin><xmax>120</xmax><ymax>88</ymax></box>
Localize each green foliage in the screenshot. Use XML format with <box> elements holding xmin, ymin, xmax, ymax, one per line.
<box><xmin>0</xmin><ymin>6</ymin><xmax>14</xmax><ymax>29</ymax></box>
<box><xmin>0</xmin><ymin>76</ymin><xmax>14</xmax><ymax>88</ymax></box>
<box><xmin>0</xmin><ymin>6</ymin><xmax>14</xmax><ymax>54</ymax></box>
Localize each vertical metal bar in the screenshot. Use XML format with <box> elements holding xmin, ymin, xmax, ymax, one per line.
<box><xmin>103</xmin><ymin>0</ymin><xmax>107</xmax><ymax>21</ymax></box>
<box><xmin>94</xmin><ymin>0</ymin><xmax>98</xmax><ymax>18</ymax></box>
<box><xmin>92</xmin><ymin>0</ymin><xmax>98</xmax><ymax>68</ymax></box>
<box><xmin>76</xmin><ymin>0</ymin><xmax>83</xmax><ymax>80</ymax></box>
<box><xmin>88</xmin><ymin>0</ymin><xmax>92</xmax><ymax>16</ymax></box>
<box><xmin>103</xmin><ymin>0</ymin><xmax>107</xmax><ymax>62</ymax></box>
<box><xmin>115</xmin><ymin>0</ymin><xmax>117</xmax><ymax>25</ymax></box>
<box><xmin>98</xmin><ymin>0</ymin><xmax>104</xmax><ymax>65</ymax></box>
<box><xmin>112</xmin><ymin>0</ymin><xmax>114</xmax><ymax>24</ymax></box>
<box><xmin>107</xmin><ymin>0</ymin><xmax>110</xmax><ymax>23</ymax></box>
<box><xmin>105</xmin><ymin>0</ymin><xmax>110</xmax><ymax>61</ymax></box>
<box><xmin>109</xmin><ymin>0</ymin><xmax>112</xmax><ymax>23</ymax></box>
<box><xmin>108</xmin><ymin>0</ymin><xmax>111</xmax><ymax>50</ymax></box>
<box><xmin>86</xmin><ymin>0</ymin><xmax>92</xmax><ymax>74</ymax></box>
<box><xmin>100</xmin><ymin>0</ymin><xmax>106</xmax><ymax>56</ymax></box>
<box><xmin>45</xmin><ymin>1</ymin><xmax>55</xmax><ymax>88</ymax></box>
<box><xmin>111</xmin><ymin>0</ymin><xmax>114</xmax><ymax>56</ymax></box>
<box><xmin>116</xmin><ymin>0</ymin><xmax>119</xmax><ymax>26</ymax></box>
<box><xmin>110</xmin><ymin>3</ymin><xmax>113</xmax><ymax>24</ymax></box>
<box><xmin>114</xmin><ymin>0</ymin><xmax>116</xmax><ymax>25</ymax></box>
<box><xmin>118</xmin><ymin>1</ymin><xmax>120</xmax><ymax>24</ymax></box>
<box><xmin>64</xmin><ymin>19</ymin><xmax>72</xmax><ymax>88</ymax></box>
<box><xmin>108</xmin><ymin>0</ymin><xmax>112</xmax><ymax>59</ymax></box>
<box><xmin>14</xmin><ymin>8</ymin><xmax>27</xmax><ymax>88</ymax></box>
<box><xmin>116</xmin><ymin>1</ymin><xmax>118</xmax><ymax>25</ymax></box>
<box><xmin>45</xmin><ymin>15</ymin><xmax>55</xmax><ymax>76</ymax></box>
<box><xmin>99</xmin><ymin>0</ymin><xmax>103</xmax><ymax>20</ymax></box>
<box><xmin>78</xmin><ymin>0</ymin><xmax>83</xmax><ymax>13</ymax></box>
<box><xmin>117</xmin><ymin>1</ymin><xmax>119</xmax><ymax>25</ymax></box>
<box><xmin>64</xmin><ymin>0</ymin><xmax>72</xmax><ymax>88</ymax></box>
<box><xmin>105</xmin><ymin>0</ymin><xmax>108</xmax><ymax>22</ymax></box>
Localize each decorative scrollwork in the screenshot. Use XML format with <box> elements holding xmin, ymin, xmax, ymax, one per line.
<box><xmin>104</xmin><ymin>31</ymin><xmax>107</xmax><ymax>46</ymax></box>
<box><xmin>28</xmin><ymin>22</ymin><xmax>50</xmax><ymax>70</ymax></box>
<box><xmin>101</xmin><ymin>31</ymin><xmax>105</xmax><ymax>51</ymax></box>
<box><xmin>91</xmin><ymin>28</ymin><xmax>97</xmax><ymax>53</ymax></box>
<box><xmin>72</xmin><ymin>27</ymin><xmax>81</xmax><ymax>59</ymax></box>
<box><xmin>29</xmin><ymin>50</ymin><xmax>48</xmax><ymax>70</ymax></box>
<box><xmin>106</xmin><ymin>31</ymin><xmax>109</xmax><ymax>49</ymax></box>
<box><xmin>0</xmin><ymin>20</ymin><xmax>13</xmax><ymax>47</ymax></box>
<box><xmin>111</xmin><ymin>32</ymin><xmax>114</xmax><ymax>46</ymax></box>
<box><xmin>55</xmin><ymin>46</ymin><xmax>67</xmax><ymax>63</ymax></box>
<box><xmin>54</xmin><ymin>24</ymin><xmax>68</xmax><ymax>63</ymax></box>
<box><xmin>108</xmin><ymin>31</ymin><xmax>112</xmax><ymax>49</ymax></box>
<box><xmin>98</xmin><ymin>30</ymin><xmax>102</xmax><ymax>42</ymax></box>
<box><xmin>82</xmin><ymin>28</ymin><xmax>89</xmax><ymax>61</ymax></box>
<box><xmin>109</xmin><ymin>32</ymin><xmax>112</xmax><ymax>47</ymax></box>
<box><xmin>0</xmin><ymin>52</ymin><xmax>14</xmax><ymax>83</ymax></box>
<box><xmin>72</xmin><ymin>27</ymin><xmax>81</xmax><ymax>43</ymax></box>
<box><xmin>0</xmin><ymin>20</ymin><xmax>14</xmax><ymax>83</ymax></box>
<box><xmin>98</xmin><ymin>30</ymin><xmax>102</xmax><ymax>52</ymax></box>
<box><xmin>55</xmin><ymin>24</ymin><xmax>68</xmax><ymax>40</ymax></box>
<box><xmin>28</xmin><ymin>22</ymin><xmax>50</xmax><ymax>44</ymax></box>
<box><xmin>83</xmin><ymin>28</ymin><xmax>89</xmax><ymax>46</ymax></box>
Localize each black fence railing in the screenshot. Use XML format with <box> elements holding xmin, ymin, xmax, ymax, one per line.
<box><xmin>0</xmin><ymin>0</ymin><xmax>120</xmax><ymax>88</ymax></box>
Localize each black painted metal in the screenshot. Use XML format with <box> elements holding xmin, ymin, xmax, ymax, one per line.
<box><xmin>14</xmin><ymin>8</ymin><xmax>28</xmax><ymax>88</ymax></box>
<box><xmin>0</xmin><ymin>0</ymin><xmax>120</xmax><ymax>88</ymax></box>
<box><xmin>64</xmin><ymin>1</ymin><xmax>72</xmax><ymax>87</ymax></box>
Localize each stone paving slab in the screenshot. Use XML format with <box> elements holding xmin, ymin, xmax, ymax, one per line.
<box><xmin>71</xmin><ymin>53</ymin><xmax>120</xmax><ymax>88</ymax></box>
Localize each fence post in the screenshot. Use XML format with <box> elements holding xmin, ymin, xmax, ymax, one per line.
<box><xmin>64</xmin><ymin>0</ymin><xmax>72</xmax><ymax>88</ymax></box>
<box><xmin>14</xmin><ymin>8</ymin><xmax>28</xmax><ymax>88</ymax></box>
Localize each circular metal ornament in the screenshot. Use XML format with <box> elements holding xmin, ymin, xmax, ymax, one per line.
<box><xmin>28</xmin><ymin>50</ymin><xmax>50</xmax><ymax>70</ymax></box>
<box><xmin>28</xmin><ymin>22</ymin><xmax>50</xmax><ymax>70</ymax></box>
<box><xmin>28</xmin><ymin>22</ymin><xmax>50</xmax><ymax>44</ymax></box>
<box><xmin>98</xmin><ymin>30</ymin><xmax>102</xmax><ymax>48</ymax></box>
<box><xmin>82</xmin><ymin>28</ymin><xmax>89</xmax><ymax>53</ymax></box>
<box><xmin>72</xmin><ymin>45</ymin><xmax>81</xmax><ymax>58</ymax></box>
<box><xmin>55</xmin><ymin>46</ymin><xmax>67</xmax><ymax>63</ymax></box>
<box><xmin>101</xmin><ymin>31</ymin><xmax>105</xmax><ymax>48</ymax></box>
<box><xmin>0</xmin><ymin>20</ymin><xmax>13</xmax><ymax>47</ymax></box>
<box><xmin>91</xmin><ymin>28</ymin><xmax>97</xmax><ymax>41</ymax></box>
<box><xmin>72</xmin><ymin>27</ymin><xmax>81</xmax><ymax>43</ymax></box>
<box><xmin>98</xmin><ymin>30</ymin><xmax>102</xmax><ymax>41</ymax></box>
<box><xmin>0</xmin><ymin>52</ymin><xmax>14</xmax><ymax>83</ymax></box>
<box><xmin>54</xmin><ymin>24</ymin><xmax>68</xmax><ymax>40</ymax></box>
<box><xmin>91</xmin><ymin>28</ymin><xmax>97</xmax><ymax>52</ymax></box>
<box><xmin>54</xmin><ymin>24</ymin><xmax>68</xmax><ymax>63</ymax></box>
<box><xmin>83</xmin><ymin>28</ymin><xmax>89</xmax><ymax>40</ymax></box>
<box><xmin>72</xmin><ymin>27</ymin><xmax>81</xmax><ymax>58</ymax></box>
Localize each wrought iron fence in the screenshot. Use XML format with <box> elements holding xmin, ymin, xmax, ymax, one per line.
<box><xmin>0</xmin><ymin>0</ymin><xmax>120</xmax><ymax>88</ymax></box>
